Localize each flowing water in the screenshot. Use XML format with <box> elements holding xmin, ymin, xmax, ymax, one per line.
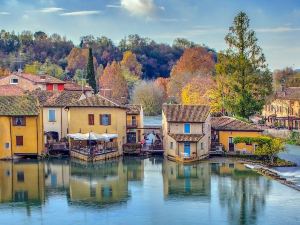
<box><xmin>0</xmin><ymin>157</ymin><xmax>299</xmax><ymax>225</ymax></box>
<box><xmin>274</xmin><ymin>144</ymin><xmax>300</xmax><ymax>186</ymax></box>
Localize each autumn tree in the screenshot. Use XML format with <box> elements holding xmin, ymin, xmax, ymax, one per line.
<box><xmin>132</xmin><ymin>81</ymin><xmax>164</xmax><ymax>116</ymax></box>
<box><xmin>100</xmin><ymin>61</ymin><xmax>128</xmax><ymax>104</ymax></box>
<box><xmin>181</xmin><ymin>75</ymin><xmax>216</xmax><ymax>105</ymax></box>
<box><xmin>86</xmin><ymin>48</ymin><xmax>97</xmax><ymax>91</ymax></box>
<box><xmin>120</xmin><ymin>51</ymin><xmax>142</xmax><ymax>77</ymax></box>
<box><xmin>24</xmin><ymin>59</ymin><xmax>64</xmax><ymax>79</ymax></box>
<box><xmin>213</xmin><ymin>12</ymin><xmax>272</xmax><ymax>118</ymax></box>
<box><xmin>167</xmin><ymin>47</ymin><xmax>215</xmax><ymax>101</ymax></box>
<box><xmin>154</xmin><ymin>77</ymin><xmax>169</xmax><ymax>101</ymax></box>
<box><xmin>273</xmin><ymin>67</ymin><xmax>300</xmax><ymax>90</ymax></box>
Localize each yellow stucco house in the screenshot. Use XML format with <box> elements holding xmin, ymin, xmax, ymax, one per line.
<box><xmin>162</xmin><ymin>104</ymin><xmax>211</xmax><ymax>163</ymax></box>
<box><xmin>66</xmin><ymin>95</ymin><xmax>127</xmax><ymax>156</ymax></box>
<box><xmin>262</xmin><ymin>87</ymin><xmax>300</xmax><ymax>129</ymax></box>
<box><xmin>211</xmin><ymin>116</ymin><xmax>263</xmax><ymax>153</ymax></box>
<box><xmin>0</xmin><ymin>95</ymin><xmax>44</xmax><ymax>159</ymax></box>
<box><xmin>126</xmin><ymin>105</ymin><xmax>144</xmax><ymax>143</ymax></box>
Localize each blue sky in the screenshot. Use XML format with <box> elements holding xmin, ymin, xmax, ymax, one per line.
<box><xmin>0</xmin><ymin>0</ymin><xmax>299</xmax><ymax>70</ymax></box>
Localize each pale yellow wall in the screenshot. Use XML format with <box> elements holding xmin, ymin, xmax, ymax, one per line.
<box><xmin>43</xmin><ymin>107</ymin><xmax>69</xmax><ymax>141</ymax></box>
<box><xmin>162</xmin><ymin>111</ymin><xmax>211</xmax><ymax>158</ymax></box>
<box><xmin>68</xmin><ymin>107</ymin><xmax>127</xmax><ymax>153</ymax></box>
<box><xmin>219</xmin><ymin>131</ymin><xmax>262</xmax><ymax>152</ymax></box>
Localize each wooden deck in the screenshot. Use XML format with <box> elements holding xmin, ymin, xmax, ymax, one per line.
<box><xmin>70</xmin><ymin>148</ymin><xmax>121</xmax><ymax>162</ymax></box>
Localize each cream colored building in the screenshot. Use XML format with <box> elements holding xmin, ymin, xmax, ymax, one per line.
<box><xmin>162</xmin><ymin>104</ymin><xmax>211</xmax><ymax>163</ymax></box>
<box><xmin>33</xmin><ymin>90</ymin><xmax>86</xmax><ymax>144</ymax></box>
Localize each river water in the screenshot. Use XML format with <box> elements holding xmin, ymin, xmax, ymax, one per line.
<box><xmin>274</xmin><ymin>144</ymin><xmax>300</xmax><ymax>186</ymax></box>
<box><xmin>0</xmin><ymin>157</ymin><xmax>299</xmax><ymax>225</ymax></box>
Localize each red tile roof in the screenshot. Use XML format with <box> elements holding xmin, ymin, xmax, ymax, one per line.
<box><xmin>169</xmin><ymin>133</ymin><xmax>204</xmax><ymax>142</ymax></box>
<box><xmin>275</xmin><ymin>87</ymin><xmax>300</xmax><ymax>100</ymax></box>
<box><xmin>0</xmin><ymin>85</ymin><xmax>25</xmax><ymax>96</ymax></box>
<box><xmin>64</xmin><ymin>82</ymin><xmax>93</xmax><ymax>91</ymax></box>
<box><xmin>68</xmin><ymin>94</ymin><xmax>126</xmax><ymax>108</ymax></box>
<box><xmin>126</xmin><ymin>104</ymin><xmax>142</xmax><ymax>115</ymax></box>
<box><xmin>163</xmin><ymin>104</ymin><xmax>210</xmax><ymax>123</ymax></box>
<box><xmin>211</xmin><ymin>116</ymin><xmax>263</xmax><ymax>131</ymax></box>
<box><xmin>0</xmin><ymin>95</ymin><xmax>39</xmax><ymax>116</ymax></box>
<box><xmin>11</xmin><ymin>72</ymin><xmax>65</xmax><ymax>84</ymax></box>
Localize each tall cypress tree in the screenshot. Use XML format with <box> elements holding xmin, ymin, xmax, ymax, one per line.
<box><xmin>86</xmin><ymin>48</ymin><xmax>97</xmax><ymax>92</ymax></box>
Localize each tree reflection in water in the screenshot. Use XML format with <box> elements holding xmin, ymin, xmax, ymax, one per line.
<box><xmin>212</xmin><ymin>163</ymin><xmax>272</xmax><ymax>225</ymax></box>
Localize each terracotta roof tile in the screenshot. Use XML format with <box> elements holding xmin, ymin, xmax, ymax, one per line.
<box><xmin>0</xmin><ymin>95</ymin><xmax>39</xmax><ymax>116</ymax></box>
<box><xmin>169</xmin><ymin>133</ymin><xmax>204</xmax><ymax>142</ymax></box>
<box><xmin>211</xmin><ymin>116</ymin><xmax>262</xmax><ymax>131</ymax></box>
<box><xmin>32</xmin><ymin>90</ymin><xmax>83</xmax><ymax>107</ymax></box>
<box><xmin>11</xmin><ymin>72</ymin><xmax>65</xmax><ymax>84</ymax></box>
<box><xmin>163</xmin><ymin>104</ymin><xmax>210</xmax><ymax>123</ymax></box>
<box><xmin>64</xmin><ymin>82</ymin><xmax>93</xmax><ymax>91</ymax></box>
<box><xmin>126</xmin><ymin>104</ymin><xmax>142</xmax><ymax>115</ymax></box>
<box><xmin>0</xmin><ymin>85</ymin><xmax>25</xmax><ymax>96</ymax></box>
<box><xmin>68</xmin><ymin>94</ymin><xmax>126</xmax><ymax>108</ymax></box>
<box><xmin>275</xmin><ymin>87</ymin><xmax>300</xmax><ymax>100</ymax></box>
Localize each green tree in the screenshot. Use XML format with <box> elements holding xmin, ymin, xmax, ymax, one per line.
<box><xmin>255</xmin><ymin>138</ymin><xmax>285</xmax><ymax>164</ymax></box>
<box><xmin>86</xmin><ymin>48</ymin><xmax>97</xmax><ymax>91</ymax></box>
<box><xmin>213</xmin><ymin>12</ymin><xmax>272</xmax><ymax>118</ymax></box>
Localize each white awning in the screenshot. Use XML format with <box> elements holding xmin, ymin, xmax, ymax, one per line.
<box><xmin>67</xmin><ymin>132</ymin><xmax>118</xmax><ymax>142</ymax></box>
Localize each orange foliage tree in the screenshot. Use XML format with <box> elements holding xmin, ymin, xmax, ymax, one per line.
<box><xmin>181</xmin><ymin>75</ymin><xmax>216</xmax><ymax>105</ymax></box>
<box><xmin>67</xmin><ymin>48</ymin><xmax>98</xmax><ymax>74</ymax></box>
<box><xmin>154</xmin><ymin>77</ymin><xmax>169</xmax><ymax>100</ymax></box>
<box><xmin>0</xmin><ymin>67</ymin><xmax>10</xmax><ymax>77</ymax></box>
<box><xmin>99</xmin><ymin>61</ymin><xmax>128</xmax><ymax>104</ymax></box>
<box><xmin>167</xmin><ymin>47</ymin><xmax>215</xmax><ymax>101</ymax></box>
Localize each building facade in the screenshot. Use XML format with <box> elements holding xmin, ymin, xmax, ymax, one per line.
<box><xmin>66</xmin><ymin>95</ymin><xmax>127</xmax><ymax>154</ymax></box>
<box><xmin>162</xmin><ymin>104</ymin><xmax>211</xmax><ymax>163</ymax></box>
<box><xmin>211</xmin><ymin>116</ymin><xmax>263</xmax><ymax>153</ymax></box>
<box><xmin>262</xmin><ymin>87</ymin><xmax>300</xmax><ymax>129</ymax></box>
<box><xmin>0</xmin><ymin>72</ymin><xmax>65</xmax><ymax>91</ymax></box>
<box><xmin>0</xmin><ymin>95</ymin><xmax>44</xmax><ymax>159</ymax></box>
<box><xmin>126</xmin><ymin>105</ymin><xmax>144</xmax><ymax>143</ymax></box>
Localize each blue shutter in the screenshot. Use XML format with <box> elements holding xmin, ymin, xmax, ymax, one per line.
<box><xmin>184</xmin><ymin>123</ymin><xmax>190</xmax><ymax>133</ymax></box>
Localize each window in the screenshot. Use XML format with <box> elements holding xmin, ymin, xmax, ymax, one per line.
<box><xmin>16</xmin><ymin>136</ymin><xmax>23</xmax><ymax>146</ymax></box>
<box><xmin>200</xmin><ymin>142</ymin><xmax>204</xmax><ymax>150</ymax></box>
<box><xmin>4</xmin><ymin>142</ymin><xmax>9</xmax><ymax>149</ymax></box>
<box><xmin>48</xmin><ymin>109</ymin><xmax>56</xmax><ymax>122</ymax></box>
<box><xmin>170</xmin><ymin>142</ymin><xmax>173</xmax><ymax>149</ymax></box>
<box><xmin>14</xmin><ymin>191</ymin><xmax>28</xmax><ymax>202</ymax></box>
<box><xmin>53</xmin><ymin>84</ymin><xmax>58</xmax><ymax>91</ymax></box>
<box><xmin>184</xmin><ymin>123</ymin><xmax>190</xmax><ymax>134</ymax></box>
<box><xmin>17</xmin><ymin>171</ymin><xmax>24</xmax><ymax>182</ymax></box>
<box><xmin>10</xmin><ymin>78</ymin><xmax>18</xmax><ymax>84</ymax></box>
<box><xmin>12</xmin><ymin>117</ymin><xmax>26</xmax><ymax>126</ymax></box>
<box><xmin>100</xmin><ymin>114</ymin><xmax>111</xmax><ymax>126</ymax></box>
<box><xmin>132</xmin><ymin>116</ymin><xmax>137</xmax><ymax>126</ymax></box>
<box><xmin>101</xmin><ymin>186</ymin><xmax>112</xmax><ymax>198</ymax></box>
<box><xmin>88</xmin><ymin>114</ymin><xmax>94</xmax><ymax>125</ymax></box>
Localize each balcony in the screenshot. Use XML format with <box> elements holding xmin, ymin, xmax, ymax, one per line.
<box><xmin>127</xmin><ymin>122</ymin><xmax>138</xmax><ymax>129</ymax></box>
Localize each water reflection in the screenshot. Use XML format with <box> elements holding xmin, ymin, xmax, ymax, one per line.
<box><xmin>212</xmin><ymin>162</ymin><xmax>271</xmax><ymax>225</ymax></box>
<box><xmin>0</xmin><ymin>158</ymin><xmax>298</xmax><ymax>225</ymax></box>
<box><xmin>162</xmin><ymin>160</ymin><xmax>210</xmax><ymax>199</ymax></box>
<box><xmin>68</xmin><ymin>159</ymin><xmax>129</xmax><ymax>207</ymax></box>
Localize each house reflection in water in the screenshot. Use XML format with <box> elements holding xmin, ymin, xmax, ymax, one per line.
<box><xmin>212</xmin><ymin>162</ymin><xmax>271</xmax><ymax>225</ymax></box>
<box><xmin>0</xmin><ymin>161</ymin><xmax>45</xmax><ymax>214</ymax></box>
<box><xmin>162</xmin><ymin>160</ymin><xmax>210</xmax><ymax>199</ymax></box>
<box><xmin>68</xmin><ymin>159</ymin><xmax>129</xmax><ymax>207</ymax></box>
<box><xmin>44</xmin><ymin>160</ymin><xmax>70</xmax><ymax>194</ymax></box>
<box><xmin>123</xmin><ymin>157</ymin><xmax>144</xmax><ymax>182</ymax></box>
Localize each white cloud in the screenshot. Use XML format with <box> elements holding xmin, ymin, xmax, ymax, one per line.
<box><xmin>0</xmin><ymin>11</ymin><xmax>10</xmax><ymax>15</ymax></box>
<box><xmin>255</xmin><ymin>26</ymin><xmax>300</xmax><ymax>33</ymax></box>
<box><xmin>39</xmin><ymin>7</ymin><xmax>64</xmax><ymax>13</ymax></box>
<box><xmin>60</xmin><ymin>11</ymin><xmax>101</xmax><ymax>16</ymax></box>
<box><xmin>106</xmin><ymin>4</ymin><xmax>122</xmax><ymax>8</ymax></box>
<box><xmin>120</xmin><ymin>0</ymin><xmax>163</xmax><ymax>16</ymax></box>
